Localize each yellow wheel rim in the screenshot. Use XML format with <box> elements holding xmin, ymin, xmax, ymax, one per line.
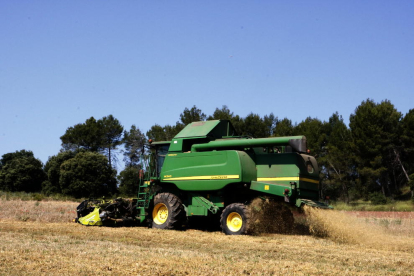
<box><xmin>226</xmin><ymin>212</ymin><xmax>243</xmax><ymax>232</ymax></box>
<box><xmin>153</xmin><ymin>203</ymin><xmax>168</xmax><ymax>225</ymax></box>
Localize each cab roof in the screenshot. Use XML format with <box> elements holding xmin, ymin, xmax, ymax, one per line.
<box><xmin>174</xmin><ymin>120</ymin><xmax>237</xmax><ymax>139</ymax></box>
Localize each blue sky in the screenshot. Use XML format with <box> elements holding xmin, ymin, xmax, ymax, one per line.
<box><xmin>1</xmin><ymin>1</ymin><xmax>413</xmax><ymax>169</ymax></box>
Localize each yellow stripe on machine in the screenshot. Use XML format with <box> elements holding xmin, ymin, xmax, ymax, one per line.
<box><xmin>163</xmin><ymin>175</ymin><xmax>240</xmax><ymax>181</ymax></box>
<box><xmin>257</xmin><ymin>177</ymin><xmax>319</xmax><ymax>184</ymax></box>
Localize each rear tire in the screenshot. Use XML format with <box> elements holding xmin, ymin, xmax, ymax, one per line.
<box><xmin>152</xmin><ymin>193</ymin><xmax>185</xmax><ymax>230</ymax></box>
<box><xmin>220</xmin><ymin>203</ymin><xmax>249</xmax><ymax>235</ymax></box>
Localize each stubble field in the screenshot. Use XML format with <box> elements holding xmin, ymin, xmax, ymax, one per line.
<box><xmin>0</xmin><ymin>198</ymin><xmax>413</xmax><ymax>275</ymax></box>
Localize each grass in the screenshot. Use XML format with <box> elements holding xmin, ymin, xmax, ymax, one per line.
<box><xmin>332</xmin><ymin>200</ymin><xmax>414</xmax><ymax>212</ymax></box>
<box><xmin>0</xmin><ymin>191</ymin><xmax>78</xmax><ymax>202</ymax></box>
<box><xmin>0</xmin><ymin>198</ymin><xmax>414</xmax><ymax>275</ymax></box>
<box><xmin>0</xmin><ymin>197</ymin><xmax>78</xmax><ymax>223</ymax></box>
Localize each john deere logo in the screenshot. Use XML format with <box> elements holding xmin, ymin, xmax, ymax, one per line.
<box><xmin>211</xmin><ymin>176</ymin><xmax>228</xmax><ymax>179</ymax></box>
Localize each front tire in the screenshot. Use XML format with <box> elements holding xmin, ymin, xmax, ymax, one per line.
<box><xmin>220</xmin><ymin>203</ymin><xmax>249</xmax><ymax>235</ymax></box>
<box><xmin>152</xmin><ymin>193</ymin><xmax>185</xmax><ymax>230</ymax></box>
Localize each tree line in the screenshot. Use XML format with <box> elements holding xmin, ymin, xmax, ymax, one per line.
<box><xmin>1</xmin><ymin>99</ymin><xmax>413</xmax><ymax>202</ymax></box>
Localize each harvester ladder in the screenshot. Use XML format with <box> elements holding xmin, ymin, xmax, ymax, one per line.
<box><xmin>136</xmin><ymin>180</ymin><xmax>151</xmax><ymax>223</ymax></box>
<box><xmin>137</xmin><ymin>181</ymin><xmax>150</xmax><ymax>208</ymax></box>
<box><xmin>136</xmin><ymin>151</ymin><xmax>156</xmax><ymax>223</ymax></box>
<box><xmin>137</xmin><ymin>181</ymin><xmax>151</xmax><ymax>208</ymax></box>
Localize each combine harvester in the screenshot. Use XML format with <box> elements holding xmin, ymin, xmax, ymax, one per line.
<box><xmin>75</xmin><ymin>120</ymin><xmax>331</xmax><ymax>235</ymax></box>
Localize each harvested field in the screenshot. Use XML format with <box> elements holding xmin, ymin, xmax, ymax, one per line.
<box><xmin>0</xmin><ymin>199</ymin><xmax>78</xmax><ymax>223</ymax></box>
<box><xmin>342</xmin><ymin>210</ymin><xmax>414</xmax><ymax>238</ymax></box>
<box><xmin>1</xmin><ymin>199</ymin><xmax>414</xmax><ymax>275</ymax></box>
<box><xmin>346</xmin><ymin>210</ymin><xmax>414</xmax><ymax>219</ymax></box>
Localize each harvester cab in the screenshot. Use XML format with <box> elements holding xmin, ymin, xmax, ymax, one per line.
<box><xmin>149</xmin><ymin>141</ymin><xmax>170</xmax><ymax>178</ymax></box>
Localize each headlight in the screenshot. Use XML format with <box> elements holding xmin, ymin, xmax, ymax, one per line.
<box><xmin>307</xmin><ymin>162</ymin><xmax>314</xmax><ymax>173</ymax></box>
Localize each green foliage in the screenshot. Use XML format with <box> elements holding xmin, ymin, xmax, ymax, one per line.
<box><xmin>263</xmin><ymin>113</ymin><xmax>277</xmax><ymax>136</ymax></box>
<box><xmin>0</xmin><ymin>149</ymin><xmax>34</xmax><ymax>169</ymax></box>
<box><xmin>60</xmin><ymin>117</ymin><xmax>103</xmax><ymax>152</ymax></box>
<box><xmin>146</xmin><ymin>124</ymin><xmax>167</xmax><ymax>141</ymax></box>
<box><xmin>59</xmin><ymin>152</ymin><xmax>117</xmax><ymax>198</ymax></box>
<box><xmin>229</xmin><ymin>115</ymin><xmax>244</xmax><ymax>136</ymax></box>
<box><xmin>209</xmin><ymin>111</ymin><xmax>277</xmax><ymax>138</ymax></box>
<box><xmin>369</xmin><ymin>192</ymin><xmax>388</xmax><ymax>205</ymax></box>
<box><xmin>318</xmin><ymin>113</ymin><xmax>354</xmax><ymax>203</ymax></box>
<box><xmin>60</xmin><ymin>115</ymin><xmax>123</xmax><ymax>167</ymax></box>
<box><xmin>179</xmin><ymin>105</ymin><xmax>206</xmax><ymax>126</ymax></box>
<box><xmin>0</xmin><ymin>190</ymin><xmax>78</xmax><ymax>201</ymax></box>
<box><xmin>401</xmin><ymin>109</ymin><xmax>414</xmax><ymax>177</ymax></box>
<box><xmin>273</xmin><ymin>118</ymin><xmax>294</xmax><ymax>137</ymax></box>
<box><xmin>0</xmin><ymin>151</ymin><xmax>46</xmax><ymax>192</ymax></box>
<box><xmin>117</xmin><ymin>166</ymin><xmax>141</xmax><ymax>196</ymax></box>
<box><xmin>123</xmin><ymin>125</ymin><xmax>146</xmax><ymax>167</ymax></box>
<box><xmin>42</xmin><ymin>151</ymin><xmax>78</xmax><ymax>195</ymax></box>
<box><xmin>295</xmin><ymin>117</ymin><xmax>326</xmax><ymax>156</ymax></box>
<box><xmin>146</xmin><ymin>105</ymin><xmax>276</xmax><ymax>142</ymax></box>
<box><xmin>41</xmin><ymin>180</ymin><xmax>57</xmax><ymax>196</ymax></box>
<box><xmin>240</xmin><ymin>113</ymin><xmax>277</xmax><ymax>138</ymax></box>
<box><xmin>242</xmin><ymin>113</ymin><xmax>266</xmax><ymax>137</ymax></box>
<box><xmin>100</xmin><ymin>115</ymin><xmax>124</xmax><ymax>168</ymax></box>
<box><xmin>207</xmin><ymin>105</ymin><xmax>234</xmax><ymax>120</ymax></box>
<box><xmin>164</xmin><ymin>124</ymin><xmax>183</xmax><ymax>140</ymax></box>
<box><xmin>208</xmin><ymin>105</ymin><xmax>243</xmax><ymax>136</ymax></box>
<box><xmin>32</xmin><ymin>193</ymin><xmax>45</xmax><ymax>201</ymax></box>
<box><xmin>146</xmin><ymin>124</ymin><xmax>181</xmax><ymax>141</ymax></box>
<box><xmin>409</xmin><ymin>174</ymin><xmax>414</xmax><ymax>192</ymax></box>
<box><xmin>146</xmin><ymin>105</ymin><xmax>206</xmax><ymax>141</ymax></box>
<box><xmin>349</xmin><ymin>99</ymin><xmax>403</xmax><ymax>196</ymax></box>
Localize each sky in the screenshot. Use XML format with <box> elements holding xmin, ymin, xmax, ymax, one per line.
<box><xmin>1</xmin><ymin>1</ymin><xmax>413</xmax><ymax>170</ymax></box>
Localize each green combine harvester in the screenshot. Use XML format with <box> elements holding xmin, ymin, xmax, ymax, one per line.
<box><xmin>75</xmin><ymin>120</ymin><xmax>331</xmax><ymax>235</ymax></box>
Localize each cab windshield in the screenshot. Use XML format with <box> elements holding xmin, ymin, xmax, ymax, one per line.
<box><xmin>155</xmin><ymin>145</ymin><xmax>169</xmax><ymax>177</ymax></box>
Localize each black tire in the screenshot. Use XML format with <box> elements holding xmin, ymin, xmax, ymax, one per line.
<box><xmin>220</xmin><ymin>203</ymin><xmax>249</xmax><ymax>235</ymax></box>
<box><xmin>152</xmin><ymin>193</ymin><xmax>185</xmax><ymax>230</ymax></box>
